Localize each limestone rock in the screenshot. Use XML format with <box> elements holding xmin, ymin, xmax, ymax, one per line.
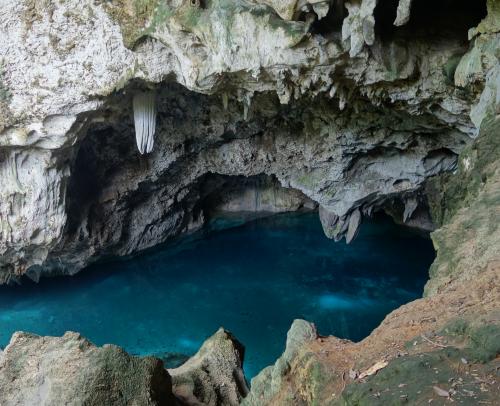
<box><xmin>0</xmin><ymin>0</ymin><xmax>496</xmax><ymax>281</ymax></box>
<box><xmin>403</xmin><ymin>196</ymin><xmax>419</xmax><ymax>223</ymax></box>
<box><xmin>394</xmin><ymin>0</ymin><xmax>413</xmax><ymax>27</ymax></box>
<box><xmin>0</xmin><ymin>332</ymin><xmax>174</xmax><ymax>406</ymax></box>
<box><xmin>133</xmin><ymin>91</ymin><xmax>157</xmax><ymax>154</ymax></box>
<box><xmin>169</xmin><ymin>328</ymin><xmax>249</xmax><ymax>406</ymax></box>
<box><xmin>253</xmin><ymin>0</ymin><xmax>330</xmax><ymax>21</ymax></box>
<box><xmin>320</xmin><ymin>206</ymin><xmax>363</xmax><ymax>243</ymax></box>
<box><xmin>346</xmin><ymin>208</ymin><xmax>362</xmax><ymax>244</ymax></box>
<box><xmin>242</xmin><ymin>320</ymin><xmax>317</xmax><ymax>405</ymax></box>
<box><xmin>342</xmin><ymin>0</ymin><xmax>377</xmax><ymax>57</ymax></box>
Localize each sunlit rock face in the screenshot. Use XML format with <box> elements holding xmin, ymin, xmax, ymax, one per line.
<box><xmin>0</xmin><ymin>0</ymin><xmax>496</xmax><ymax>282</ymax></box>
<box><xmin>0</xmin><ymin>332</ymin><xmax>174</xmax><ymax>405</ymax></box>
<box><xmin>169</xmin><ymin>328</ymin><xmax>249</xmax><ymax>406</ymax></box>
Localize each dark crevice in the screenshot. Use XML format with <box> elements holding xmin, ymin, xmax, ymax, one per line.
<box><xmin>310</xmin><ymin>0</ymin><xmax>347</xmax><ymax>36</ymax></box>
<box><xmin>374</xmin><ymin>0</ymin><xmax>487</xmax><ymax>42</ymax></box>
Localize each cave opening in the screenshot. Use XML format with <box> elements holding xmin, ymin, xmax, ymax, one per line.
<box><xmin>374</xmin><ymin>0</ymin><xmax>488</xmax><ymax>42</ymax></box>
<box><xmin>5</xmin><ymin>81</ymin><xmax>441</xmax><ymax>380</ymax></box>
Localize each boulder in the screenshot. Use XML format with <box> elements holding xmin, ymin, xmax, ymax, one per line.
<box><xmin>0</xmin><ymin>332</ymin><xmax>174</xmax><ymax>406</ymax></box>
<box><xmin>242</xmin><ymin>320</ymin><xmax>317</xmax><ymax>405</ymax></box>
<box><xmin>169</xmin><ymin>328</ymin><xmax>249</xmax><ymax>406</ymax></box>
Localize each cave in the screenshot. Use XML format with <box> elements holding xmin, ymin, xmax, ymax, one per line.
<box><xmin>1</xmin><ymin>82</ymin><xmax>439</xmax><ymax>379</ymax></box>
<box><xmin>0</xmin><ymin>193</ymin><xmax>435</xmax><ymax>379</ymax></box>
<box><xmin>310</xmin><ymin>0</ymin><xmax>347</xmax><ymax>36</ymax></box>
<box><xmin>1</xmin><ymin>0</ymin><xmax>498</xmax><ymax>403</ymax></box>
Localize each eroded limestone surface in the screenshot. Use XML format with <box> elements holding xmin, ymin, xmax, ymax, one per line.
<box><xmin>0</xmin><ymin>332</ymin><xmax>173</xmax><ymax>405</ymax></box>
<box><xmin>169</xmin><ymin>328</ymin><xmax>249</xmax><ymax>406</ymax></box>
<box><xmin>1</xmin><ymin>0</ymin><xmax>496</xmax><ymax>281</ymax></box>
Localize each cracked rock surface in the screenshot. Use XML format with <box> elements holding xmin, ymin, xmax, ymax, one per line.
<box><xmin>1</xmin><ymin>0</ymin><xmax>495</xmax><ymax>281</ymax></box>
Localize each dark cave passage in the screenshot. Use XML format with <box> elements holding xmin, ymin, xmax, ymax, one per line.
<box><xmin>374</xmin><ymin>0</ymin><xmax>488</xmax><ymax>42</ymax></box>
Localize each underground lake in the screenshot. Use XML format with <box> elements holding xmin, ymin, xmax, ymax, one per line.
<box><xmin>0</xmin><ymin>211</ymin><xmax>435</xmax><ymax>378</ymax></box>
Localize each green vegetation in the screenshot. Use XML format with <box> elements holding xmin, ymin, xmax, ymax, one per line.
<box><xmin>105</xmin><ymin>0</ymin><xmax>308</xmax><ymax>50</ymax></box>
<box><xmin>0</xmin><ymin>63</ymin><xmax>10</xmax><ymax>103</ymax></box>
<box><xmin>442</xmin><ymin>318</ymin><xmax>500</xmax><ymax>363</ymax></box>
<box><xmin>341</xmin><ymin>343</ymin><xmax>498</xmax><ymax>405</ymax></box>
<box><xmin>426</xmin><ymin>115</ymin><xmax>500</xmax><ymax>227</ymax></box>
<box><xmin>423</xmin><ymin>114</ymin><xmax>500</xmax><ymax>293</ymax></box>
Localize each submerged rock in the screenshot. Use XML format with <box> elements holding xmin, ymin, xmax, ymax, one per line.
<box><xmin>0</xmin><ymin>332</ymin><xmax>174</xmax><ymax>405</ymax></box>
<box><xmin>169</xmin><ymin>328</ymin><xmax>249</xmax><ymax>406</ymax></box>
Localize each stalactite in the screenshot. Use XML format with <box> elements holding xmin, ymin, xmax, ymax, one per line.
<box><xmin>133</xmin><ymin>91</ymin><xmax>157</xmax><ymax>155</ymax></box>
<box><xmin>242</xmin><ymin>93</ymin><xmax>253</xmax><ymax>121</ymax></box>
<box><xmin>222</xmin><ymin>93</ymin><xmax>229</xmax><ymax>111</ymax></box>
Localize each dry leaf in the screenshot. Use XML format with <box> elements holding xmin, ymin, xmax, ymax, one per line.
<box><xmin>433</xmin><ymin>386</ymin><xmax>449</xmax><ymax>397</ymax></box>
<box><xmin>358</xmin><ymin>360</ymin><xmax>388</xmax><ymax>379</ymax></box>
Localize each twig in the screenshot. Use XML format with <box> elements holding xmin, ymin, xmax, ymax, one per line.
<box><xmin>421</xmin><ymin>334</ymin><xmax>448</xmax><ymax>348</ymax></box>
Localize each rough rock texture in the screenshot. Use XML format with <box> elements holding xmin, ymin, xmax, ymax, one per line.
<box><xmin>243</xmin><ymin>265</ymin><xmax>500</xmax><ymax>404</ymax></box>
<box><xmin>0</xmin><ymin>331</ymin><xmax>173</xmax><ymax>405</ymax></box>
<box><xmin>169</xmin><ymin>328</ymin><xmax>249</xmax><ymax>406</ymax></box>
<box><xmin>0</xmin><ymin>0</ymin><xmax>492</xmax><ymax>282</ymax></box>
<box><xmin>240</xmin><ymin>2</ymin><xmax>500</xmax><ymax>401</ymax></box>
<box><xmin>242</xmin><ymin>319</ymin><xmax>318</xmax><ymax>406</ymax></box>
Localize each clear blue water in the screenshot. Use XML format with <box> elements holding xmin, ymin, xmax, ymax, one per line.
<box><xmin>0</xmin><ymin>212</ymin><xmax>434</xmax><ymax>378</ymax></box>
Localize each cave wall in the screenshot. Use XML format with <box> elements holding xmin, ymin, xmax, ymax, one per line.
<box><xmin>0</xmin><ymin>0</ymin><xmax>497</xmax><ymax>283</ymax></box>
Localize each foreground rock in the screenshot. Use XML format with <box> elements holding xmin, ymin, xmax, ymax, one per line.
<box><xmin>169</xmin><ymin>328</ymin><xmax>249</xmax><ymax>406</ymax></box>
<box><xmin>242</xmin><ymin>319</ymin><xmax>318</xmax><ymax>405</ymax></box>
<box><xmin>0</xmin><ymin>332</ymin><xmax>174</xmax><ymax>406</ymax></box>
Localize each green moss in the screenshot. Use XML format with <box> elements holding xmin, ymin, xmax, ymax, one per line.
<box><xmin>468</xmin><ymin>325</ymin><xmax>500</xmax><ymax>362</ymax></box>
<box><xmin>340</xmin><ymin>345</ymin><xmax>498</xmax><ymax>406</ymax></box>
<box><xmin>442</xmin><ymin>318</ymin><xmax>469</xmax><ymax>337</ymax></box>
<box><xmin>105</xmin><ymin>0</ymin><xmax>308</xmax><ymax>49</ymax></box>
<box><xmin>293</xmin><ymin>352</ymin><xmax>333</xmax><ymax>406</ymax></box>
<box><xmin>441</xmin><ymin>318</ymin><xmax>500</xmax><ymax>363</ymax></box>
<box><xmin>426</xmin><ymin>113</ymin><xmax>499</xmax><ymax>227</ymax></box>
<box><xmin>423</xmin><ymin>114</ymin><xmax>500</xmax><ymax>292</ymax></box>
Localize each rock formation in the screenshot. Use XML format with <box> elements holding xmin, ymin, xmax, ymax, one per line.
<box><xmin>0</xmin><ymin>328</ymin><xmax>251</xmax><ymax>406</ymax></box>
<box><xmin>133</xmin><ymin>90</ymin><xmax>157</xmax><ymax>154</ymax></box>
<box><xmin>0</xmin><ymin>331</ymin><xmax>173</xmax><ymax>405</ymax></box>
<box><xmin>242</xmin><ymin>319</ymin><xmax>318</xmax><ymax>405</ymax></box>
<box><xmin>169</xmin><ymin>328</ymin><xmax>249</xmax><ymax>406</ymax></box>
<box><xmin>0</xmin><ymin>0</ymin><xmax>494</xmax><ymax>282</ymax></box>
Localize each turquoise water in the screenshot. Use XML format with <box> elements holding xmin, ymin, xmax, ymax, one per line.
<box><xmin>0</xmin><ymin>212</ymin><xmax>434</xmax><ymax>378</ymax></box>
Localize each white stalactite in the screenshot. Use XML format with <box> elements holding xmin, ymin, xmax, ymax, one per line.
<box><xmin>133</xmin><ymin>91</ymin><xmax>157</xmax><ymax>155</ymax></box>
<box><xmin>394</xmin><ymin>0</ymin><xmax>413</xmax><ymax>27</ymax></box>
<box><xmin>222</xmin><ymin>93</ymin><xmax>229</xmax><ymax>111</ymax></box>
